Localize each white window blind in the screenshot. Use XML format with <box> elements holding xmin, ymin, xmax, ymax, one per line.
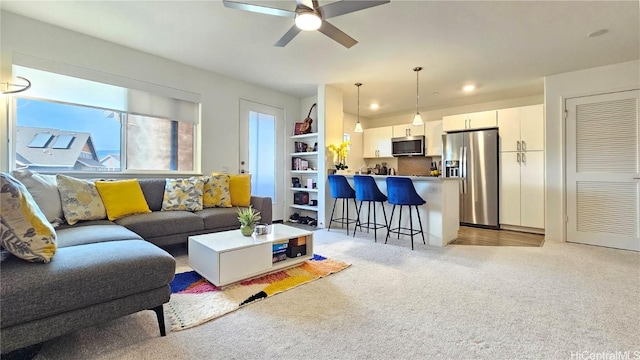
<box><xmin>12</xmin><ymin>56</ymin><xmax>200</xmax><ymax>124</ymax></box>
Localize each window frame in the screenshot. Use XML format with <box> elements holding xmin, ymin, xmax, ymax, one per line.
<box><xmin>8</xmin><ymin>95</ymin><xmax>201</xmax><ymax>177</ymax></box>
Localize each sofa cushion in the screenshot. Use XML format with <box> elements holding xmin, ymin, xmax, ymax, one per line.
<box><xmin>115</xmin><ymin>211</ymin><xmax>204</xmax><ymax>239</ymax></box>
<box><xmin>138</xmin><ymin>179</ymin><xmax>166</xmax><ymax>212</ymax></box>
<box><xmin>196</xmin><ymin>207</ymin><xmax>243</xmax><ymax>230</ymax></box>
<box><xmin>10</xmin><ymin>170</ymin><xmax>64</xmax><ymax>226</ymax></box>
<box><xmin>56</xmin><ymin>174</ymin><xmax>106</xmax><ymax>225</ymax></box>
<box><xmin>203</xmin><ymin>175</ymin><xmax>232</xmax><ymax>208</ymax></box>
<box><xmin>56</xmin><ymin>224</ymin><xmax>143</xmax><ymax>248</ymax></box>
<box><xmin>162</xmin><ymin>177</ymin><xmax>204</xmax><ymax>212</ymax></box>
<box><xmin>0</xmin><ymin>173</ymin><xmax>57</xmax><ymax>263</ymax></box>
<box><xmin>0</xmin><ymin>239</ymin><xmax>175</xmax><ymax>329</ymax></box>
<box><xmin>95</xmin><ymin>179</ymin><xmax>151</xmax><ymax>220</ymax></box>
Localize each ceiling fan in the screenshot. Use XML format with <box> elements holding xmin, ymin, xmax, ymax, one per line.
<box><xmin>222</xmin><ymin>0</ymin><xmax>390</xmax><ymax>48</ymax></box>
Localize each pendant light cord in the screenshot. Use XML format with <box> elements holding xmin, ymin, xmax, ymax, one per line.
<box><xmin>414</xmin><ymin>67</ymin><xmax>422</xmax><ymax>114</ymax></box>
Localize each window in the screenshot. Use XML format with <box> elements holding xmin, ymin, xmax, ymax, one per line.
<box><xmin>11</xmin><ymin>65</ymin><xmax>200</xmax><ymax>173</ymax></box>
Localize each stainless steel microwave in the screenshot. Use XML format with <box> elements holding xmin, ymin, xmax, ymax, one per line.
<box><xmin>392</xmin><ymin>136</ymin><xmax>425</xmax><ymax>157</ymax></box>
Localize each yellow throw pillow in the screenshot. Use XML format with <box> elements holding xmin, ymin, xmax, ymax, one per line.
<box><xmin>95</xmin><ymin>179</ymin><xmax>151</xmax><ymax>221</ymax></box>
<box><xmin>0</xmin><ymin>173</ymin><xmax>57</xmax><ymax>263</ymax></box>
<box><xmin>56</xmin><ymin>174</ymin><xmax>107</xmax><ymax>225</ymax></box>
<box><xmin>203</xmin><ymin>175</ymin><xmax>232</xmax><ymax>208</ymax></box>
<box><xmin>228</xmin><ymin>174</ymin><xmax>251</xmax><ymax>207</ymax></box>
<box><xmin>162</xmin><ymin>177</ymin><xmax>204</xmax><ymax>211</ymax></box>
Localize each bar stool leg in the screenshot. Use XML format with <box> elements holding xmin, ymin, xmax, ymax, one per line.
<box><xmin>386</xmin><ymin>205</ymin><xmax>396</xmax><ymax>243</ymax></box>
<box><xmin>367</xmin><ymin>202</ymin><xmax>372</xmax><ymax>234</ymax></box>
<box><xmin>397</xmin><ymin>206</ymin><xmax>403</xmax><ymax>239</ymax></box>
<box><xmin>353</xmin><ymin>201</ymin><xmax>362</xmax><ymax>237</ymax></box>
<box><xmin>328</xmin><ymin>198</ymin><xmax>338</xmax><ymax>231</ymax></box>
<box><xmin>372</xmin><ymin>202</ymin><xmax>377</xmax><ymax>242</ymax></box>
<box><xmin>409</xmin><ymin>205</ymin><xmax>414</xmax><ymax>250</ymax></box>
<box><xmin>415</xmin><ymin>205</ymin><xmax>426</xmax><ymax>245</ymax></box>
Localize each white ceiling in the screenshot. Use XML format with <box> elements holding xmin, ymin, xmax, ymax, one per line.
<box><xmin>2</xmin><ymin>1</ymin><xmax>638</xmax><ymax>118</ymax></box>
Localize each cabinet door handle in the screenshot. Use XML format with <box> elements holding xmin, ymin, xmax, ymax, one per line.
<box><xmin>517</xmin><ymin>140</ymin><xmax>521</xmax><ymax>151</ymax></box>
<box><xmin>468</xmin><ymin>119</ymin><xmax>471</xmax><ymax>128</ymax></box>
<box><xmin>517</xmin><ymin>153</ymin><xmax>521</xmax><ymax>163</ymax></box>
<box><xmin>522</xmin><ymin>141</ymin><xmax>526</xmax><ymax>151</ymax></box>
<box><xmin>406</xmin><ymin>128</ymin><xmax>410</xmax><ymax>136</ymax></box>
<box><xmin>521</xmin><ymin>153</ymin><xmax>526</xmax><ymax>164</ymax></box>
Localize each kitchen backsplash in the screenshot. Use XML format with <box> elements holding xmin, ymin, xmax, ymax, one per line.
<box><xmin>398</xmin><ymin>157</ymin><xmax>436</xmax><ymax>176</ymax></box>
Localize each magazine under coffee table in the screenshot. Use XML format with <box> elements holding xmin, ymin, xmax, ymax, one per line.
<box><xmin>188</xmin><ymin>224</ymin><xmax>314</xmax><ymax>287</ymax></box>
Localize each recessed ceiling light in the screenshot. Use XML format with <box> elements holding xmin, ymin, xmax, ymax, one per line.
<box><xmin>370</xmin><ymin>104</ymin><xmax>379</xmax><ymax>110</ymax></box>
<box><xmin>463</xmin><ymin>85</ymin><xmax>475</xmax><ymax>92</ymax></box>
<box><xmin>587</xmin><ymin>29</ymin><xmax>608</xmax><ymax>37</ymax></box>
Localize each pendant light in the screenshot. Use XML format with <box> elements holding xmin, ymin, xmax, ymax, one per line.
<box><xmin>354</xmin><ymin>82</ymin><xmax>363</xmax><ymax>133</ymax></box>
<box><xmin>411</xmin><ymin>67</ymin><xmax>424</xmax><ymax>126</ymax></box>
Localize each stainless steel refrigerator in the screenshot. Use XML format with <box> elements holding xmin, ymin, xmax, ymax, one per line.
<box><xmin>442</xmin><ymin>128</ymin><xmax>499</xmax><ymax>228</ymax></box>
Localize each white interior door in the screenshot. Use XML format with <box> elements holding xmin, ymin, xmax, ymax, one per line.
<box><xmin>566</xmin><ymin>90</ymin><xmax>640</xmax><ymax>251</ymax></box>
<box><xmin>239</xmin><ymin>100</ymin><xmax>285</xmax><ymax>222</ymax></box>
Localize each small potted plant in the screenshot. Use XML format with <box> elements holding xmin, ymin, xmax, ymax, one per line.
<box><xmin>237</xmin><ymin>206</ymin><xmax>261</xmax><ymax>236</ymax></box>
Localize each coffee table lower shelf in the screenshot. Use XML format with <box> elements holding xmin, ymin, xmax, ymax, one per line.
<box><xmin>188</xmin><ymin>224</ymin><xmax>314</xmax><ymax>287</ymax></box>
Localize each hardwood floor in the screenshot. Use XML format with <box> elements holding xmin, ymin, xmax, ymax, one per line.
<box><xmin>450</xmin><ymin>226</ymin><xmax>545</xmax><ymax>247</ymax></box>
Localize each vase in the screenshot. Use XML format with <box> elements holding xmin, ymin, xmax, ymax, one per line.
<box><xmin>335</xmin><ymin>170</ymin><xmax>348</xmax><ymax>175</ymax></box>
<box><xmin>240</xmin><ymin>224</ymin><xmax>254</xmax><ymax>236</ymax></box>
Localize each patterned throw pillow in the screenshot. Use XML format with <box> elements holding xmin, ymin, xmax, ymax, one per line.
<box><xmin>203</xmin><ymin>175</ymin><xmax>232</xmax><ymax>208</ymax></box>
<box><xmin>56</xmin><ymin>174</ymin><xmax>107</xmax><ymax>225</ymax></box>
<box><xmin>10</xmin><ymin>169</ymin><xmax>64</xmax><ymax>226</ymax></box>
<box><xmin>162</xmin><ymin>177</ymin><xmax>204</xmax><ymax>212</ymax></box>
<box><xmin>0</xmin><ymin>173</ymin><xmax>57</xmax><ymax>263</ymax></box>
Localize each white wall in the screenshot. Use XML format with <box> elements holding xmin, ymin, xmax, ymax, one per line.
<box><xmin>544</xmin><ymin>60</ymin><xmax>640</xmax><ymax>242</ymax></box>
<box><xmin>0</xmin><ymin>11</ymin><xmax>302</xmax><ymax>174</ymax></box>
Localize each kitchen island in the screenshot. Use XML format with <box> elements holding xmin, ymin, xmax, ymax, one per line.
<box><xmin>342</xmin><ymin>175</ymin><xmax>460</xmax><ymax>247</ymax></box>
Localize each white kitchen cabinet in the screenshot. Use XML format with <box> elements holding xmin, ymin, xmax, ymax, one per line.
<box><xmin>363</xmin><ymin>126</ymin><xmax>393</xmax><ymax>158</ymax></box>
<box><xmin>392</xmin><ymin>124</ymin><xmax>424</xmax><ymax>137</ymax></box>
<box><xmin>442</xmin><ymin>110</ymin><xmax>497</xmax><ymax>132</ymax></box>
<box><xmin>498</xmin><ymin>104</ymin><xmax>544</xmax><ymax>152</ymax></box>
<box><xmin>424</xmin><ymin>120</ymin><xmax>443</xmax><ymax>156</ymax></box>
<box><xmin>500</xmin><ymin>150</ymin><xmax>544</xmax><ymax>229</ymax></box>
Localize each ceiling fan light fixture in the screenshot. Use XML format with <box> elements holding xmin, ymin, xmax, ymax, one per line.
<box><xmin>295</xmin><ymin>11</ymin><xmax>321</xmax><ymax>31</ymax></box>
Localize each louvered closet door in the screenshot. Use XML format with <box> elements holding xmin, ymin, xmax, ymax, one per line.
<box><xmin>566</xmin><ymin>90</ymin><xmax>640</xmax><ymax>251</ymax></box>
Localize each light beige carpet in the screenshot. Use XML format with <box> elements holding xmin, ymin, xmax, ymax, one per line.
<box><xmin>34</xmin><ymin>229</ymin><xmax>640</xmax><ymax>360</ymax></box>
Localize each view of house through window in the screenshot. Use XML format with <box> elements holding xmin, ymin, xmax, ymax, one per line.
<box><xmin>14</xmin><ymin>98</ymin><xmax>195</xmax><ymax>172</ymax></box>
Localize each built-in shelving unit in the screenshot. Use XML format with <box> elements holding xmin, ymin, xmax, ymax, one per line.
<box><xmin>289</xmin><ymin>131</ymin><xmax>319</xmax><ymax>223</ymax></box>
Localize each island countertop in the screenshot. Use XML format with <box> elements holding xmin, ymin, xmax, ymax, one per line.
<box><xmin>340</xmin><ymin>174</ymin><xmax>461</xmax><ymax>182</ymax></box>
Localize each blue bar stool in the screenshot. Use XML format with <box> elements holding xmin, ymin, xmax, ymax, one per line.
<box><xmin>353</xmin><ymin>175</ymin><xmax>388</xmax><ymax>242</ymax></box>
<box><xmin>327</xmin><ymin>174</ymin><xmax>358</xmax><ymax>234</ymax></box>
<box><xmin>385</xmin><ymin>177</ymin><xmax>426</xmax><ymax>250</ymax></box>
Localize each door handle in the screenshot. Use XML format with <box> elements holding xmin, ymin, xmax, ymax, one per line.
<box><xmin>517</xmin><ymin>153</ymin><xmax>521</xmax><ymax>163</ymax></box>
<box><xmin>517</xmin><ymin>140</ymin><xmax>521</xmax><ymax>151</ymax></box>
<box><xmin>634</xmin><ymin>177</ymin><xmax>640</xmax><ymax>179</ymax></box>
<box><xmin>521</xmin><ymin>152</ymin><xmax>526</xmax><ymax>164</ymax></box>
<box><xmin>522</xmin><ymin>141</ymin><xmax>526</xmax><ymax>151</ymax></box>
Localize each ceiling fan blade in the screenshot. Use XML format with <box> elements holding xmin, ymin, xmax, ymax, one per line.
<box><xmin>222</xmin><ymin>0</ymin><xmax>295</xmax><ymax>18</ymax></box>
<box><xmin>319</xmin><ymin>0</ymin><xmax>390</xmax><ymax>19</ymax></box>
<box><xmin>275</xmin><ymin>25</ymin><xmax>302</xmax><ymax>47</ymax></box>
<box><xmin>318</xmin><ymin>20</ymin><xmax>357</xmax><ymax>48</ymax></box>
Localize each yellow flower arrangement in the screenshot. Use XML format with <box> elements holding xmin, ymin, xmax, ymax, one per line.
<box><xmin>328</xmin><ymin>141</ymin><xmax>351</xmax><ymax>170</ymax></box>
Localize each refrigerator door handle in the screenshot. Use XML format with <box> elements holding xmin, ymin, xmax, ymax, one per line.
<box><xmin>462</xmin><ymin>146</ymin><xmax>467</xmax><ymax>193</ymax></box>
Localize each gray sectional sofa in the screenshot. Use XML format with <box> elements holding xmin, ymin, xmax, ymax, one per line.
<box><xmin>0</xmin><ymin>178</ymin><xmax>272</xmax><ymax>354</ymax></box>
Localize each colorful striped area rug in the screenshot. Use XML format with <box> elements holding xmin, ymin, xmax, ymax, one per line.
<box><xmin>164</xmin><ymin>254</ymin><xmax>350</xmax><ymax>331</ymax></box>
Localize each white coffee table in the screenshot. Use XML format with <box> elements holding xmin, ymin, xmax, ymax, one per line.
<box><xmin>188</xmin><ymin>224</ymin><xmax>314</xmax><ymax>287</ymax></box>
